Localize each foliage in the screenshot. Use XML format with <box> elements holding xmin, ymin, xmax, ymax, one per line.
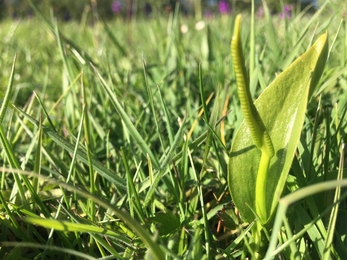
<box><xmin>0</xmin><ymin>0</ymin><xmax>325</xmax><ymax>20</ymax></box>
<box><xmin>2</xmin><ymin>0</ymin><xmax>113</xmax><ymax>20</ymax></box>
<box><xmin>0</xmin><ymin>0</ymin><xmax>347</xmax><ymax>259</ymax></box>
<box><xmin>229</xmin><ymin>13</ymin><xmax>328</xmax><ymax>258</ymax></box>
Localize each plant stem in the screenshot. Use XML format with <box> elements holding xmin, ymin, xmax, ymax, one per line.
<box><xmin>255</xmin><ymin>146</ymin><xmax>272</xmax><ymax>223</ymax></box>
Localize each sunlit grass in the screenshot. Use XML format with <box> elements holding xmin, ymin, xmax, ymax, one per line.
<box><xmin>0</xmin><ymin>1</ymin><xmax>347</xmax><ymax>259</ymax></box>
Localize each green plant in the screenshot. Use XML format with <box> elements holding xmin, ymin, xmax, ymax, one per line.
<box><xmin>1</xmin><ymin>0</ymin><xmax>346</xmax><ymax>258</ymax></box>
<box><xmin>228</xmin><ymin>14</ymin><xmax>328</xmax><ymax>257</ymax></box>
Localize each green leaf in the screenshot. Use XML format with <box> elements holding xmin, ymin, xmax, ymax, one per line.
<box><xmin>228</xmin><ymin>32</ymin><xmax>328</xmax><ymax>224</ymax></box>
<box><xmin>216</xmin><ymin>204</ymin><xmax>239</xmax><ymax>230</ymax></box>
<box><xmin>24</xmin><ymin>216</ymin><xmax>130</xmax><ymax>242</ymax></box>
<box><xmin>147</xmin><ymin>211</ymin><xmax>180</xmax><ymax>236</ymax></box>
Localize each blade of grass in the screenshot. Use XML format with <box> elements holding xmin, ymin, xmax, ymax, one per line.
<box><xmin>57</xmin><ymin>203</ymin><xmax>129</xmax><ymax>258</ymax></box>
<box><xmin>121</xmin><ymin>147</ymin><xmax>146</xmax><ymax>223</ymax></box>
<box><xmin>1</xmin><ymin>168</ymin><xmax>166</xmax><ymax>260</ymax></box>
<box><xmin>306</xmin><ymin>96</ymin><xmax>323</xmax><ymax>181</ymax></box>
<box><xmin>0</xmin><ymin>192</ymin><xmax>29</xmax><ymax>241</ymax></box>
<box><xmin>100</xmin><ymin>16</ymin><xmax>128</xmax><ymax>57</ymax></box>
<box><xmin>13</xmin><ymin>106</ymin><xmax>127</xmax><ymax>191</ymax></box>
<box><xmin>33</xmin><ymin>92</ymin><xmax>57</xmax><ymax>132</ymax></box>
<box><xmin>143</xmin><ymin>115</ymin><xmax>186</xmax><ymax>207</ymax></box>
<box><xmin>281</xmin><ymin>1</ymin><xmax>330</xmax><ymax>69</ymax></box>
<box><xmin>0</xmin><ymin>242</ymin><xmax>98</xmax><ymax>260</ymax></box>
<box><xmin>187</xmin><ymin>92</ymin><xmax>214</xmax><ymax>140</ymax></box>
<box><xmin>262</xmin><ymin>1</ymin><xmax>280</xmax><ymax>63</ymax></box>
<box><xmin>0</xmin><ymin>125</ymin><xmax>27</xmax><ymax>204</ymax></box>
<box><xmin>156</xmin><ymin>84</ymin><xmax>174</xmax><ymax>145</ymax></box>
<box><xmin>187</xmin><ymin>62</ymin><xmax>215</xmax><ymax>255</ymax></box>
<box><xmin>25</xmin><ymin>217</ymin><xmax>131</xmax><ymax>241</ymax></box>
<box><xmin>27</xmin><ymin>0</ymin><xmax>97</xmax><ymax>65</ymax></box>
<box><xmin>53</xmin><ymin>15</ymin><xmax>73</xmax><ymax>84</ymax></box>
<box><xmin>0</xmin><ymin>54</ymin><xmax>16</xmax><ymax>123</ymax></box>
<box><xmin>91</xmin><ymin>63</ymin><xmax>160</xmax><ymax>169</ymax></box>
<box><xmin>249</xmin><ymin>0</ymin><xmax>256</xmax><ymax>93</ymax></box>
<box><xmin>32</xmin><ymin>116</ymin><xmax>43</xmax><ymax>193</ymax></box>
<box><xmin>47</xmin><ymin>106</ymin><xmax>85</xmax><ymax>243</ymax></box>
<box><xmin>293</xmin><ymin>156</ymin><xmax>331</xmax><ymax>246</ymax></box>
<box><xmin>142</xmin><ymin>59</ymin><xmax>166</xmax><ymax>151</ymax></box>
<box><xmin>188</xmin><ymin>143</ymin><xmax>211</xmax><ymax>259</ymax></box>
<box><xmin>282</xmin><ymin>212</ymin><xmax>300</xmax><ymax>260</ymax></box>
<box><xmin>265</xmin><ymin>179</ymin><xmax>347</xmax><ymax>259</ymax></box>
<box><xmin>323</xmin><ymin>143</ymin><xmax>345</xmax><ymax>259</ymax></box>
<box><xmin>266</xmin><ymin>191</ymin><xmax>347</xmax><ymax>258</ymax></box>
<box><xmin>198</xmin><ymin>63</ymin><xmax>214</xmax><ymax>180</ymax></box>
<box><xmin>81</xmin><ymin>72</ymin><xmax>96</xmax><ymax>222</ymax></box>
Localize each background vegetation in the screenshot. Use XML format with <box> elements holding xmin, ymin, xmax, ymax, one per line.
<box><xmin>0</xmin><ymin>0</ymin><xmax>322</xmax><ymax>20</ymax></box>
<box><xmin>0</xmin><ymin>0</ymin><xmax>347</xmax><ymax>259</ymax></box>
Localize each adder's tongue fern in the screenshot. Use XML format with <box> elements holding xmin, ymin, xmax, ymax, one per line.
<box><xmin>231</xmin><ymin>14</ymin><xmax>274</xmax><ymax>157</ymax></box>
<box><xmin>231</xmin><ymin>14</ymin><xmax>274</xmax><ymax>223</ymax></box>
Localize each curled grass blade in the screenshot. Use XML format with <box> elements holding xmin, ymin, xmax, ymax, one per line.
<box><xmin>265</xmin><ymin>178</ymin><xmax>347</xmax><ymax>259</ymax></box>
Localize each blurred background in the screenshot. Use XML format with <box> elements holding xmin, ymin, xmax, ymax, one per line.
<box><xmin>0</xmin><ymin>0</ymin><xmax>322</xmax><ymax>21</ymax></box>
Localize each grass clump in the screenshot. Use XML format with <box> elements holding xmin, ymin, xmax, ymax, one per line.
<box><xmin>1</xmin><ymin>1</ymin><xmax>347</xmax><ymax>259</ymax></box>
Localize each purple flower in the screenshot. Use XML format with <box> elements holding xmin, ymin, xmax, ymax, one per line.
<box><xmin>218</xmin><ymin>0</ymin><xmax>231</xmax><ymax>14</ymax></box>
<box><xmin>280</xmin><ymin>4</ymin><xmax>293</xmax><ymax>19</ymax></box>
<box><xmin>284</xmin><ymin>5</ymin><xmax>292</xmax><ymax>13</ymax></box>
<box><xmin>111</xmin><ymin>1</ymin><xmax>121</xmax><ymax>13</ymax></box>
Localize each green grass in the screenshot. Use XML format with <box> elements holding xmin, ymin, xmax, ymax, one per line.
<box><xmin>0</xmin><ymin>1</ymin><xmax>347</xmax><ymax>259</ymax></box>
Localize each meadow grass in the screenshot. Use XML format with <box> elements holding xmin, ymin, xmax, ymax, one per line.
<box><xmin>0</xmin><ymin>1</ymin><xmax>347</xmax><ymax>259</ymax></box>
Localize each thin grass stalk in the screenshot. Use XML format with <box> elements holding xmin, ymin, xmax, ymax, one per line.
<box><xmin>81</xmin><ymin>71</ymin><xmax>97</xmax><ymax>224</ymax></box>
<box><xmin>323</xmin><ymin>143</ymin><xmax>345</xmax><ymax>259</ymax></box>
<box><xmin>187</xmin><ymin>143</ymin><xmax>211</xmax><ymax>258</ymax></box>
<box><xmin>46</xmin><ymin>106</ymin><xmax>85</xmax><ymax>245</ymax></box>
<box><xmin>0</xmin><ymin>54</ymin><xmax>16</xmax><ymax>123</ymax></box>
<box><xmin>156</xmin><ymin>85</ymin><xmax>174</xmax><ymax>145</ymax></box>
<box><xmin>32</xmin><ymin>116</ymin><xmax>43</xmax><ymax>194</ymax></box>
<box><xmin>121</xmin><ymin>147</ymin><xmax>146</xmax><ymax>223</ymax></box>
